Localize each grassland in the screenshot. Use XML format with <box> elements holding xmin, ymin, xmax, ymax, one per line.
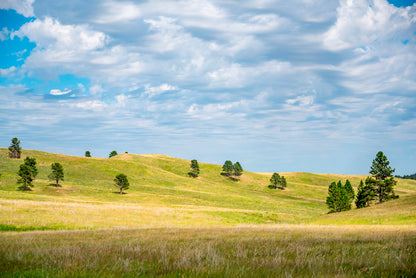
<box><xmin>1</xmin><ymin>148</ymin><xmax>416</xmax><ymax>276</ymax></box>
<box><xmin>1</xmin><ymin>225</ymin><xmax>415</xmax><ymax>277</ymax></box>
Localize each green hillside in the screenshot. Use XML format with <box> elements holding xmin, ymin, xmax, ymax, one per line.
<box><xmin>0</xmin><ymin>148</ymin><xmax>415</xmax><ymax>230</ymax></box>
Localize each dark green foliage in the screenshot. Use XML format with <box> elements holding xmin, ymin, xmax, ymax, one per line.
<box><xmin>269</xmin><ymin>173</ymin><xmax>287</xmax><ymax>190</ymax></box>
<box><xmin>114</xmin><ymin>173</ymin><xmax>129</xmax><ymax>194</ymax></box>
<box><xmin>109</xmin><ymin>150</ymin><xmax>118</xmax><ymax>158</ymax></box>
<box><xmin>369</xmin><ymin>151</ymin><xmax>398</xmax><ymax>203</ymax></box>
<box><xmin>233</xmin><ymin>162</ymin><xmax>243</xmax><ymax>177</ymax></box>
<box><xmin>222</xmin><ymin>160</ymin><xmax>234</xmax><ymax>177</ymax></box>
<box><xmin>326</xmin><ymin>180</ymin><xmax>351</xmax><ymax>213</ymax></box>
<box><xmin>85</xmin><ymin>151</ymin><xmax>91</xmax><ymax>157</ymax></box>
<box><xmin>396</xmin><ymin>173</ymin><xmax>416</xmax><ymax>180</ymax></box>
<box><xmin>188</xmin><ymin>159</ymin><xmax>200</xmax><ymax>178</ymax></box>
<box><xmin>8</xmin><ymin>137</ymin><xmax>21</xmax><ymax>159</ymax></box>
<box><xmin>355</xmin><ymin>179</ymin><xmax>376</xmax><ymax>208</ymax></box>
<box><xmin>344</xmin><ymin>179</ymin><xmax>355</xmax><ymax>202</ymax></box>
<box><xmin>48</xmin><ymin>163</ymin><xmax>64</xmax><ymax>187</ymax></box>
<box><xmin>17</xmin><ymin>157</ymin><xmax>38</xmax><ymax>191</ymax></box>
<box><xmin>17</xmin><ymin>164</ymin><xmax>34</xmax><ymax>191</ymax></box>
<box><xmin>23</xmin><ymin>157</ymin><xmax>38</xmax><ymax>178</ymax></box>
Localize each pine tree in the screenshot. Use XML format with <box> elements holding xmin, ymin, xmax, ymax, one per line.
<box><xmin>23</xmin><ymin>157</ymin><xmax>38</xmax><ymax>179</ymax></box>
<box><xmin>48</xmin><ymin>162</ymin><xmax>64</xmax><ymax>187</ymax></box>
<box><xmin>109</xmin><ymin>150</ymin><xmax>118</xmax><ymax>158</ymax></box>
<box><xmin>188</xmin><ymin>159</ymin><xmax>200</xmax><ymax>178</ymax></box>
<box><xmin>85</xmin><ymin>151</ymin><xmax>91</xmax><ymax>157</ymax></box>
<box><xmin>222</xmin><ymin>160</ymin><xmax>234</xmax><ymax>177</ymax></box>
<box><xmin>114</xmin><ymin>173</ymin><xmax>129</xmax><ymax>194</ymax></box>
<box><xmin>355</xmin><ymin>179</ymin><xmax>376</xmax><ymax>208</ymax></box>
<box><xmin>269</xmin><ymin>173</ymin><xmax>287</xmax><ymax>190</ymax></box>
<box><xmin>17</xmin><ymin>164</ymin><xmax>34</xmax><ymax>191</ymax></box>
<box><xmin>369</xmin><ymin>151</ymin><xmax>398</xmax><ymax>203</ymax></box>
<box><xmin>344</xmin><ymin>179</ymin><xmax>355</xmax><ymax>202</ymax></box>
<box><xmin>233</xmin><ymin>162</ymin><xmax>243</xmax><ymax>177</ymax></box>
<box><xmin>8</xmin><ymin>137</ymin><xmax>22</xmax><ymax>159</ymax></box>
<box><xmin>269</xmin><ymin>173</ymin><xmax>280</xmax><ymax>189</ymax></box>
<box><xmin>326</xmin><ymin>180</ymin><xmax>351</xmax><ymax>213</ymax></box>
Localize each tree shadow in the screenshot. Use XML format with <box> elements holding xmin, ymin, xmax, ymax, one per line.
<box><xmin>48</xmin><ymin>183</ymin><xmax>62</xmax><ymax>187</ymax></box>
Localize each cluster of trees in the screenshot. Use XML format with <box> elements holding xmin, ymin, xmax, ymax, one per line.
<box><xmin>326</xmin><ymin>180</ymin><xmax>355</xmax><ymax>213</ymax></box>
<box><xmin>395</xmin><ymin>173</ymin><xmax>416</xmax><ymax>180</ymax></box>
<box><xmin>326</xmin><ymin>151</ymin><xmax>398</xmax><ymax>213</ymax></box>
<box><xmin>221</xmin><ymin>160</ymin><xmax>243</xmax><ymax>180</ymax></box>
<box><xmin>9</xmin><ymin>138</ymin><xmax>64</xmax><ymax>190</ymax></box>
<box><xmin>268</xmin><ymin>173</ymin><xmax>287</xmax><ymax>190</ymax></box>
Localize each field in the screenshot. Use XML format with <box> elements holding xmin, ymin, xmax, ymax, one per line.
<box><xmin>1</xmin><ymin>148</ymin><xmax>416</xmax><ymax>276</ymax></box>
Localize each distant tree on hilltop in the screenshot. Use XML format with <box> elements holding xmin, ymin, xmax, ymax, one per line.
<box><xmin>85</xmin><ymin>151</ymin><xmax>91</xmax><ymax>157</ymax></box>
<box><xmin>8</xmin><ymin>137</ymin><xmax>21</xmax><ymax>159</ymax></box>
<box><xmin>109</xmin><ymin>150</ymin><xmax>118</xmax><ymax>158</ymax></box>
<box><xmin>222</xmin><ymin>160</ymin><xmax>234</xmax><ymax>177</ymax></box>
<box><xmin>268</xmin><ymin>173</ymin><xmax>287</xmax><ymax>190</ymax></box>
<box><xmin>188</xmin><ymin>159</ymin><xmax>200</xmax><ymax>178</ymax></box>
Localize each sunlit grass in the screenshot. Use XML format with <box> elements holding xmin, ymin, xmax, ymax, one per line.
<box><xmin>1</xmin><ymin>225</ymin><xmax>415</xmax><ymax>277</ymax></box>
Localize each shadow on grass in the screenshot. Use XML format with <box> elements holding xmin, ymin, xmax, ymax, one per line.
<box><xmin>112</xmin><ymin>191</ymin><xmax>128</xmax><ymax>195</ymax></box>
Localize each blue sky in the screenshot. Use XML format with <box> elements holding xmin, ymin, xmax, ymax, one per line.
<box><xmin>1</xmin><ymin>0</ymin><xmax>415</xmax><ymax>175</ymax></box>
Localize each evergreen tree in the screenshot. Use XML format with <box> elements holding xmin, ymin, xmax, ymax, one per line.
<box><xmin>268</xmin><ymin>173</ymin><xmax>287</xmax><ymax>189</ymax></box>
<box><xmin>114</xmin><ymin>173</ymin><xmax>129</xmax><ymax>194</ymax></box>
<box><xmin>85</xmin><ymin>151</ymin><xmax>91</xmax><ymax>157</ymax></box>
<box><xmin>17</xmin><ymin>164</ymin><xmax>34</xmax><ymax>191</ymax></box>
<box><xmin>369</xmin><ymin>151</ymin><xmax>398</xmax><ymax>203</ymax></box>
<box><xmin>355</xmin><ymin>178</ymin><xmax>376</xmax><ymax>208</ymax></box>
<box><xmin>109</xmin><ymin>150</ymin><xmax>118</xmax><ymax>158</ymax></box>
<box><xmin>279</xmin><ymin>176</ymin><xmax>287</xmax><ymax>189</ymax></box>
<box><xmin>233</xmin><ymin>162</ymin><xmax>243</xmax><ymax>177</ymax></box>
<box><xmin>188</xmin><ymin>159</ymin><xmax>200</xmax><ymax>178</ymax></box>
<box><xmin>326</xmin><ymin>180</ymin><xmax>351</xmax><ymax>213</ymax></box>
<box><xmin>48</xmin><ymin>162</ymin><xmax>64</xmax><ymax>187</ymax></box>
<box><xmin>269</xmin><ymin>173</ymin><xmax>281</xmax><ymax>189</ymax></box>
<box><xmin>8</xmin><ymin>137</ymin><xmax>22</xmax><ymax>159</ymax></box>
<box><xmin>23</xmin><ymin>157</ymin><xmax>38</xmax><ymax>179</ymax></box>
<box><xmin>222</xmin><ymin>160</ymin><xmax>234</xmax><ymax>177</ymax></box>
<box><xmin>344</xmin><ymin>179</ymin><xmax>355</xmax><ymax>202</ymax></box>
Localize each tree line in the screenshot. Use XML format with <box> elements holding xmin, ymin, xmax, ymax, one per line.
<box><xmin>326</xmin><ymin>151</ymin><xmax>399</xmax><ymax>213</ymax></box>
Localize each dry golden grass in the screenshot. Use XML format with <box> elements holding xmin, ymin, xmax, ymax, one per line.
<box><xmin>1</xmin><ymin>225</ymin><xmax>415</xmax><ymax>277</ymax></box>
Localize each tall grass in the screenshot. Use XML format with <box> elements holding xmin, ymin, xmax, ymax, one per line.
<box><xmin>1</xmin><ymin>225</ymin><xmax>415</xmax><ymax>277</ymax></box>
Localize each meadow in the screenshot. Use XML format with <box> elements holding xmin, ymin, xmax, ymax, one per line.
<box><xmin>0</xmin><ymin>148</ymin><xmax>415</xmax><ymax>276</ymax></box>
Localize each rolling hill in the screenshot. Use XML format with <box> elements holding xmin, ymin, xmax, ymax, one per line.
<box><xmin>0</xmin><ymin>148</ymin><xmax>415</xmax><ymax>230</ymax></box>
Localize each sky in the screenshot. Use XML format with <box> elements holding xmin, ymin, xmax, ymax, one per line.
<box><xmin>0</xmin><ymin>0</ymin><xmax>415</xmax><ymax>175</ymax></box>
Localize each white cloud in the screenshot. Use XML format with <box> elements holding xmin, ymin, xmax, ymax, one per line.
<box><xmin>94</xmin><ymin>0</ymin><xmax>141</xmax><ymax>24</ymax></box>
<box><xmin>144</xmin><ymin>84</ymin><xmax>178</xmax><ymax>97</ymax></box>
<box><xmin>0</xmin><ymin>27</ymin><xmax>10</xmax><ymax>41</ymax></box>
<box><xmin>74</xmin><ymin>100</ymin><xmax>107</xmax><ymax>111</ymax></box>
<box><xmin>0</xmin><ymin>66</ymin><xmax>17</xmax><ymax>76</ymax></box>
<box><xmin>50</xmin><ymin>89</ymin><xmax>72</xmax><ymax>95</ymax></box>
<box><xmin>323</xmin><ymin>0</ymin><xmax>415</xmax><ymax>51</ymax></box>
<box><xmin>286</xmin><ymin>95</ymin><xmax>314</xmax><ymax>106</ymax></box>
<box><xmin>0</xmin><ymin>0</ymin><xmax>34</xmax><ymax>17</ymax></box>
<box><xmin>15</xmin><ymin>17</ymin><xmax>108</xmax><ymax>51</ymax></box>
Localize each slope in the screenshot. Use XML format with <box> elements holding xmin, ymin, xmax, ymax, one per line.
<box><xmin>0</xmin><ymin>148</ymin><xmax>415</xmax><ymax>230</ymax></box>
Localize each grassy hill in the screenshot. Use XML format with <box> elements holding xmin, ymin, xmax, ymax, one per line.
<box><xmin>1</xmin><ymin>148</ymin><xmax>416</xmax><ymax>277</ymax></box>
<box><xmin>0</xmin><ymin>148</ymin><xmax>416</xmax><ymax>230</ymax></box>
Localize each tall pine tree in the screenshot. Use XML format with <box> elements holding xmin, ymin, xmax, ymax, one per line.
<box><xmin>369</xmin><ymin>151</ymin><xmax>398</xmax><ymax>203</ymax></box>
<box><xmin>326</xmin><ymin>180</ymin><xmax>351</xmax><ymax>213</ymax></box>
<box><xmin>188</xmin><ymin>159</ymin><xmax>200</xmax><ymax>178</ymax></box>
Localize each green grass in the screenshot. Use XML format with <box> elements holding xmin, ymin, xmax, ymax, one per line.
<box><xmin>1</xmin><ymin>148</ymin><xmax>416</xmax><ymax>229</ymax></box>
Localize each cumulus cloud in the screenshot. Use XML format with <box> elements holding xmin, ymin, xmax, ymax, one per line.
<box><xmin>0</xmin><ymin>0</ymin><xmax>34</xmax><ymax>17</ymax></box>
<box><xmin>323</xmin><ymin>0</ymin><xmax>415</xmax><ymax>51</ymax></box>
